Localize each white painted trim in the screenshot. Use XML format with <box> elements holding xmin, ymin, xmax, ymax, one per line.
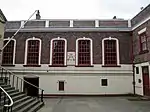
<box><xmin>76</xmin><ymin>37</ymin><xmax>93</xmax><ymax>66</ymax></box>
<box><xmin>128</xmin><ymin>19</ymin><xmax>131</xmax><ymax>27</ymax></box>
<box><xmin>95</xmin><ymin>20</ymin><xmax>99</xmax><ymax>27</ymax></box>
<box><xmin>132</xmin><ymin>15</ymin><xmax>150</xmax><ymax>30</ymax></box>
<box><xmin>24</xmin><ymin>37</ymin><xmax>42</xmax><ymax>65</ymax></box>
<box><xmin>138</xmin><ymin>27</ymin><xmax>147</xmax><ymax>34</ymax></box>
<box><xmin>49</xmin><ymin>37</ymin><xmax>67</xmax><ymax>66</ymax></box>
<box><xmin>45</xmin><ymin>20</ymin><xmax>49</xmax><ymax>27</ymax></box>
<box><xmin>70</xmin><ymin>20</ymin><xmax>73</xmax><ymax>27</ymax></box>
<box><xmin>102</xmin><ymin>37</ymin><xmax>120</xmax><ymax>66</ymax></box>
<box><xmin>3</xmin><ymin>38</ymin><xmax>16</xmax><ymax>65</ymax></box>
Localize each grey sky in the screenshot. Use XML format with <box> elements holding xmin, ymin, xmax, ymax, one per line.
<box><xmin>0</xmin><ymin>0</ymin><xmax>149</xmax><ymax>20</ymax></box>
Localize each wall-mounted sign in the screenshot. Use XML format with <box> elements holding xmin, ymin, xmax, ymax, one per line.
<box><xmin>67</xmin><ymin>52</ymin><xmax>75</xmax><ymax>65</ymax></box>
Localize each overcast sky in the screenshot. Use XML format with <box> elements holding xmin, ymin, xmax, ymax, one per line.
<box><xmin>0</xmin><ymin>0</ymin><xmax>149</xmax><ymax>20</ymax></box>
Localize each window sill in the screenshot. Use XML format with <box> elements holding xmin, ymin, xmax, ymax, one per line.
<box><xmin>23</xmin><ymin>65</ymin><xmax>41</xmax><ymax>67</ymax></box>
<box><xmin>102</xmin><ymin>65</ymin><xmax>121</xmax><ymax>67</ymax></box>
<box><xmin>75</xmin><ymin>65</ymin><xmax>94</xmax><ymax>67</ymax></box>
<box><xmin>49</xmin><ymin>65</ymin><xmax>67</xmax><ymax>67</ymax></box>
<box><xmin>139</xmin><ymin>50</ymin><xmax>149</xmax><ymax>54</ymax></box>
<box><xmin>1</xmin><ymin>64</ymin><xmax>15</xmax><ymax>67</ymax></box>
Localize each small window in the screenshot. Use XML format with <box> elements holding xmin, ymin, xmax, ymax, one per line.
<box><xmin>139</xmin><ymin>32</ymin><xmax>148</xmax><ymax>52</ymax></box>
<box><xmin>59</xmin><ymin>81</ymin><xmax>64</xmax><ymax>91</ymax></box>
<box><xmin>136</xmin><ymin>67</ymin><xmax>139</xmax><ymax>74</ymax></box>
<box><xmin>101</xmin><ymin>79</ymin><xmax>108</xmax><ymax>86</ymax></box>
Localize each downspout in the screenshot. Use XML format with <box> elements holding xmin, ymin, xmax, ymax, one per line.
<box><xmin>131</xmin><ymin>32</ymin><xmax>136</xmax><ymax>95</ymax></box>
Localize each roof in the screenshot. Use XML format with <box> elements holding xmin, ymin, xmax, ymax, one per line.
<box><xmin>0</xmin><ymin>9</ymin><xmax>7</xmax><ymax>23</ymax></box>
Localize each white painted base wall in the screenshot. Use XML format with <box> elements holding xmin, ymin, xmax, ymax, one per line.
<box><xmin>40</xmin><ymin>75</ymin><xmax>133</xmax><ymax>95</ymax></box>
<box><xmin>5</xmin><ymin>64</ymin><xmax>133</xmax><ymax>95</ymax></box>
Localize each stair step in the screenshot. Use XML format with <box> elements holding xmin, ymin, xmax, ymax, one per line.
<box><xmin>13</xmin><ymin>96</ymin><xmax>31</xmax><ymax>106</ymax></box>
<box><xmin>12</xmin><ymin>93</ymin><xmax>26</xmax><ymax>101</ymax></box>
<box><xmin>13</xmin><ymin>98</ymin><xmax>36</xmax><ymax>112</ymax></box>
<box><xmin>27</xmin><ymin>102</ymin><xmax>44</xmax><ymax>112</ymax></box>
<box><xmin>0</xmin><ymin>92</ymin><xmax>22</xmax><ymax>102</ymax></box>
<box><xmin>19</xmin><ymin>99</ymin><xmax>40</xmax><ymax>112</ymax></box>
<box><xmin>7</xmin><ymin>89</ymin><xmax>19</xmax><ymax>94</ymax></box>
<box><xmin>0</xmin><ymin>84</ymin><xmax>11</xmax><ymax>88</ymax></box>
<box><xmin>9</xmin><ymin>91</ymin><xmax>23</xmax><ymax>97</ymax></box>
<box><xmin>3</xmin><ymin>86</ymin><xmax>15</xmax><ymax>91</ymax></box>
<box><xmin>0</xmin><ymin>93</ymin><xmax>26</xmax><ymax>105</ymax></box>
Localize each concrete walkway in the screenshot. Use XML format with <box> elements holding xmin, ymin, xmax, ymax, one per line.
<box><xmin>38</xmin><ymin>96</ymin><xmax>150</xmax><ymax>112</ymax></box>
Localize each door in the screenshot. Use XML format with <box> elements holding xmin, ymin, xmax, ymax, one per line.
<box><xmin>142</xmin><ymin>66</ymin><xmax>150</xmax><ymax>96</ymax></box>
<box><xmin>24</xmin><ymin>76</ymin><xmax>39</xmax><ymax>97</ymax></box>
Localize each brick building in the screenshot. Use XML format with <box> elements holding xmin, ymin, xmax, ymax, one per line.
<box><xmin>2</xmin><ymin>4</ymin><xmax>150</xmax><ymax>96</ymax></box>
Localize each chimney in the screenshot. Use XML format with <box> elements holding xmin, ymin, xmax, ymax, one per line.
<box><xmin>36</xmin><ymin>10</ymin><xmax>41</xmax><ymax>19</ymax></box>
<box><xmin>113</xmin><ymin>16</ymin><xmax>117</xmax><ymax>19</ymax></box>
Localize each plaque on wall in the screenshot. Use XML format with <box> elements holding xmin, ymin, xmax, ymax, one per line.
<box><xmin>67</xmin><ymin>52</ymin><xmax>75</xmax><ymax>65</ymax></box>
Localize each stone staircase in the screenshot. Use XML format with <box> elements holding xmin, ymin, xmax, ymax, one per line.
<box><xmin>0</xmin><ymin>80</ymin><xmax>44</xmax><ymax>112</ymax></box>
<box><xmin>0</xmin><ymin>66</ymin><xmax>45</xmax><ymax>112</ymax></box>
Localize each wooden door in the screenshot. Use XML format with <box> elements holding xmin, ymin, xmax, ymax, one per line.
<box><xmin>142</xmin><ymin>66</ymin><xmax>150</xmax><ymax>96</ymax></box>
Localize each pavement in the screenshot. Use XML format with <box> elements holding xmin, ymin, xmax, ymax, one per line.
<box><xmin>38</xmin><ymin>96</ymin><xmax>150</xmax><ymax>112</ymax></box>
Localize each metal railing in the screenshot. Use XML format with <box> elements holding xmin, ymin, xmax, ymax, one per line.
<box><xmin>0</xmin><ymin>66</ymin><xmax>44</xmax><ymax>108</ymax></box>
<box><xmin>0</xmin><ymin>86</ymin><xmax>13</xmax><ymax>112</ymax></box>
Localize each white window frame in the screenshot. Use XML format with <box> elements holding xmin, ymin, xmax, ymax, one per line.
<box><xmin>24</xmin><ymin>37</ymin><xmax>41</xmax><ymax>65</ymax></box>
<box><xmin>76</xmin><ymin>37</ymin><xmax>93</xmax><ymax>66</ymax></box>
<box><xmin>102</xmin><ymin>37</ymin><xmax>120</xmax><ymax>66</ymax></box>
<box><xmin>49</xmin><ymin>37</ymin><xmax>67</xmax><ymax>66</ymax></box>
<box><xmin>3</xmin><ymin>38</ymin><xmax>16</xmax><ymax>65</ymax></box>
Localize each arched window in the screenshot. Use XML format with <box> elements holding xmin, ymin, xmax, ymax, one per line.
<box><xmin>2</xmin><ymin>38</ymin><xmax>16</xmax><ymax>66</ymax></box>
<box><xmin>76</xmin><ymin>37</ymin><xmax>93</xmax><ymax>66</ymax></box>
<box><xmin>50</xmin><ymin>37</ymin><xmax>67</xmax><ymax>66</ymax></box>
<box><xmin>102</xmin><ymin>37</ymin><xmax>120</xmax><ymax>66</ymax></box>
<box><xmin>24</xmin><ymin>37</ymin><xmax>41</xmax><ymax>67</ymax></box>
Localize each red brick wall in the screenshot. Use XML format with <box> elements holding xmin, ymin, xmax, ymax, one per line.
<box><xmin>4</xmin><ymin>31</ymin><xmax>132</xmax><ymax>64</ymax></box>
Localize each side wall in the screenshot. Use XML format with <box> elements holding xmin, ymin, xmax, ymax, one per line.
<box><xmin>0</xmin><ymin>22</ymin><xmax>4</xmax><ymax>65</ymax></box>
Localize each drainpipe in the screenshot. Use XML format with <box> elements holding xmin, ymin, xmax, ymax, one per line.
<box><xmin>131</xmin><ymin>32</ymin><xmax>136</xmax><ymax>95</ymax></box>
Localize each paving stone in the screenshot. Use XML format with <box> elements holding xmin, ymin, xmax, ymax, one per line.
<box><xmin>38</xmin><ymin>97</ymin><xmax>150</xmax><ymax>112</ymax></box>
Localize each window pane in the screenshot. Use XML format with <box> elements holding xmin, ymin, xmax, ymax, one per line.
<box><xmin>104</xmin><ymin>40</ymin><xmax>117</xmax><ymax>65</ymax></box>
<box><xmin>59</xmin><ymin>81</ymin><xmax>64</xmax><ymax>91</ymax></box>
<box><xmin>2</xmin><ymin>40</ymin><xmax>14</xmax><ymax>65</ymax></box>
<box><xmin>136</xmin><ymin>67</ymin><xmax>139</xmax><ymax>74</ymax></box>
<box><xmin>101</xmin><ymin>79</ymin><xmax>108</xmax><ymax>86</ymax></box>
<box><xmin>52</xmin><ymin>40</ymin><xmax>65</xmax><ymax>65</ymax></box>
<box><xmin>78</xmin><ymin>40</ymin><xmax>91</xmax><ymax>65</ymax></box>
<box><xmin>140</xmin><ymin>33</ymin><xmax>148</xmax><ymax>51</ymax></box>
<box><xmin>142</xmin><ymin>42</ymin><xmax>147</xmax><ymax>51</ymax></box>
<box><xmin>27</xmin><ymin>40</ymin><xmax>39</xmax><ymax>65</ymax></box>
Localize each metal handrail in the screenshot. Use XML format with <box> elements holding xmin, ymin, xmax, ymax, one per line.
<box><xmin>1</xmin><ymin>66</ymin><xmax>43</xmax><ymax>91</ymax></box>
<box><xmin>0</xmin><ymin>86</ymin><xmax>13</xmax><ymax>107</ymax></box>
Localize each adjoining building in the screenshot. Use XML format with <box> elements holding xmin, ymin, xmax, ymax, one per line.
<box><xmin>2</xmin><ymin>4</ymin><xmax>150</xmax><ymax>96</ymax></box>
<box><xmin>132</xmin><ymin>4</ymin><xmax>150</xmax><ymax>96</ymax></box>
<box><xmin>0</xmin><ymin>9</ymin><xmax>7</xmax><ymax>64</ymax></box>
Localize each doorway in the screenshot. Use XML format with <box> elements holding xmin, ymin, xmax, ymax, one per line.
<box><xmin>142</xmin><ymin>66</ymin><xmax>150</xmax><ymax>96</ymax></box>
<box><xmin>23</xmin><ymin>76</ymin><xmax>39</xmax><ymax>97</ymax></box>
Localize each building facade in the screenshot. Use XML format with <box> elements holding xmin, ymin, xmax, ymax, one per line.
<box><xmin>132</xmin><ymin>4</ymin><xmax>150</xmax><ymax>96</ymax></box>
<box><xmin>2</xmin><ymin>4</ymin><xmax>150</xmax><ymax>96</ymax></box>
<box><xmin>0</xmin><ymin>9</ymin><xmax>7</xmax><ymax>65</ymax></box>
